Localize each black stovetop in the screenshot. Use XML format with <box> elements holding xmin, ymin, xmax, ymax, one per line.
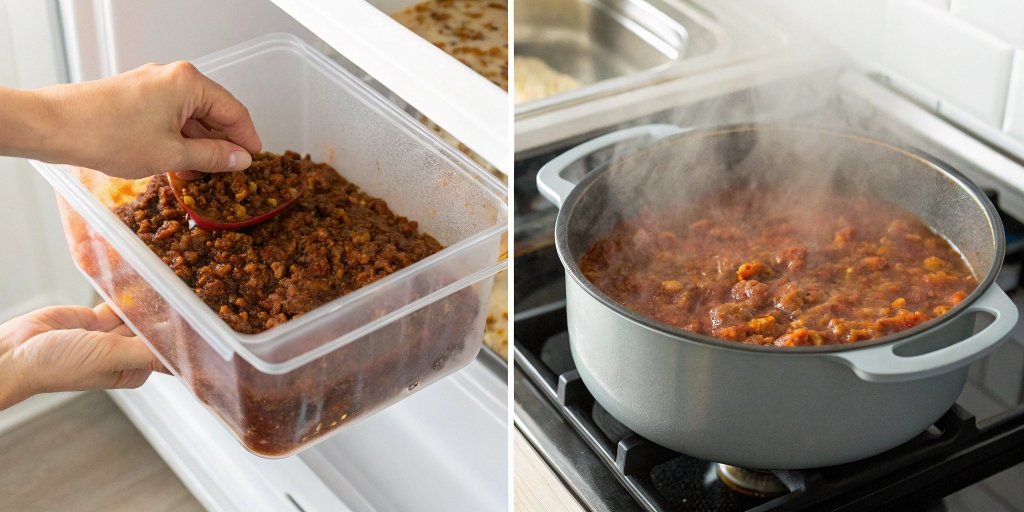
<box><xmin>514</xmin><ymin>295</ymin><xmax>1024</xmax><ymax>511</ymax></box>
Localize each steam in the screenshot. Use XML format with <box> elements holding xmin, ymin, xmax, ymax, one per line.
<box><xmin>563</xmin><ymin>54</ymin><xmax>995</xmax><ymax>345</ymax></box>
<box><xmin>566</xmin><ymin>61</ymin><xmax>991</xmax><ymax>275</ymax></box>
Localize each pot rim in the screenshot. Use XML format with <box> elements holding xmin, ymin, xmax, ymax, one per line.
<box><xmin>554</xmin><ymin>123</ymin><xmax>1006</xmax><ymax>355</ymax></box>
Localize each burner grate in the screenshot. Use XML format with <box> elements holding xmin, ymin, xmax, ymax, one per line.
<box><xmin>513</xmin><ymin>302</ymin><xmax>1024</xmax><ymax>511</ymax></box>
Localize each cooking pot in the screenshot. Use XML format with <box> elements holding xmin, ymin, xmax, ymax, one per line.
<box><xmin>537</xmin><ymin>124</ymin><xmax>1018</xmax><ymax>469</ymax></box>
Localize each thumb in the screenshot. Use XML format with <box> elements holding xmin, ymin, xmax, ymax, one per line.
<box><xmin>179</xmin><ymin>138</ymin><xmax>252</xmax><ymax>173</ymax></box>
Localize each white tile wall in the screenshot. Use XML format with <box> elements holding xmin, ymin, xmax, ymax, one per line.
<box><xmin>885</xmin><ymin>0</ymin><xmax>1015</xmax><ymax>126</ymax></box>
<box><xmin>745</xmin><ymin>0</ymin><xmax>888</xmax><ymax>66</ymax></box>
<box><xmin>760</xmin><ymin>0</ymin><xmax>1024</xmax><ymax>146</ymax></box>
<box><xmin>952</xmin><ymin>0</ymin><xmax>1024</xmax><ymax>49</ymax></box>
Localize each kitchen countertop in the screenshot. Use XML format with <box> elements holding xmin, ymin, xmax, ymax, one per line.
<box><xmin>515</xmin><ymin>429</ymin><xmax>584</xmax><ymax>512</ymax></box>
<box><xmin>0</xmin><ymin>391</ymin><xmax>202</xmax><ymax>512</ymax></box>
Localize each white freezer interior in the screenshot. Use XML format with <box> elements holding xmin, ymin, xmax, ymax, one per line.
<box><xmin>60</xmin><ymin>0</ymin><xmax>507</xmax><ymax>173</ymax></box>
<box><xmin>111</xmin><ymin>357</ymin><xmax>508</xmax><ymax>512</ymax></box>
<box><xmin>48</xmin><ymin>1</ymin><xmax>509</xmax><ymax>510</ymax></box>
<box><xmin>0</xmin><ymin>0</ymin><xmax>95</xmax><ymax>325</ymax></box>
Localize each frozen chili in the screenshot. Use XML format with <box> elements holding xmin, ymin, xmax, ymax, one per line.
<box><xmin>173</xmin><ymin>152</ymin><xmax>306</xmax><ymax>223</ymax></box>
<box><xmin>102</xmin><ymin>151</ymin><xmax>470</xmax><ymax>455</ymax></box>
<box><xmin>115</xmin><ymin>151</ymin><xmax>444</xmax><ymax>334</ymax></box>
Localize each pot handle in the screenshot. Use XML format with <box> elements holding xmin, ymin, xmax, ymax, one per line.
<box><xmin>536</xmin><ymin>124</ymin><xmax>687</xmax><ymax>208</ymax></box>
<box><xmin>829</xmin><ymin>285</ymin><xmax>1018</xmax><ymax>383</ymax></box>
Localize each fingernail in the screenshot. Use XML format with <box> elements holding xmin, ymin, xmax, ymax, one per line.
<box><xmin>228</xmin><ymin>151</ymin><xmax>252</xmax><ymax>171</ymax></box>
<box><xmin>174</xmin><ymin>170</ymin><xmax>204</xmax><ymax>181</ymax></box>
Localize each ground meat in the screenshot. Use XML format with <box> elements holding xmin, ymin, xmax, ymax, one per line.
<box><xmin>114</xmin><ymin>151</ymin><xmax>444</xmax><ymax>334</ymax></box>
<box><xmin>173</xmin><ymin>153</ymin><xmax>306</xmax><ymax>223</ymax></box>
<box><xmin>80</xmin><ymin>151</ymin><xmax>481</xmax><ymax>456</ymax></box>
<box><xmin>579</xmin><ymin>189</ymin><xmax>978</xmax><ymax>347</ymax></box>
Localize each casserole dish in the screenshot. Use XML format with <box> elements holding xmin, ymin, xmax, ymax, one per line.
<box><xmin>537</xmin><ymin>123</ymin><xmax>1016</xmax><ymax>469</ymax></box>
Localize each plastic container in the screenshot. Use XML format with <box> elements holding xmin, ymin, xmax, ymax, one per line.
<box><xmin>32</xmin><ymin>33</ymin><xmax>508</xmax><ymax>457</ymax></box>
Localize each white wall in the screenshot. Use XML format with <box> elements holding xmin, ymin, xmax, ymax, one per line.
<box><xmin>743</xmin><ymin>0</ymin><xmax>1024</xmax><ymax>154</ymax></box>
<box><xmin>740</xmin><ymin>0</ymin><xmax>889</xmax><ymax>67</ymax></box>
<box><xmin>0</xmin><ymin>0</ymin><xmax>94</xmax><ymax>323</ymax></box>
<box><xmin>0</xmin><ymin>0</ymin><xmax>95</xmax><ymax>432</ymax></box>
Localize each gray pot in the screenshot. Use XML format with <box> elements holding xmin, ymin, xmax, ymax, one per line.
<box><xmin>537</xmin><ymin>124</ymin><xmax>1019</xmax><ymax>469</ymax></box>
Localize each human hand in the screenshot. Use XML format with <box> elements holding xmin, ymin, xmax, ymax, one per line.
<box><xmin>38</xmin><ymin>62</ymin><xmax>262</xmax><ymax>179</ymax></box>
<box><xmin>0</xmin><ymin>303</ymin><xmax>166</xmax><ymax>410</ymax></box>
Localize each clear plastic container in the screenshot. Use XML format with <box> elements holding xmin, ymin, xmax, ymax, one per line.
<box><xmin>32</xmin><ymin>33</ymin><xmax>507</xmax><ymax>457</ymax></box>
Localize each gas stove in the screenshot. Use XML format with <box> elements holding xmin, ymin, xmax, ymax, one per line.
<box><xmin>515</xmin><ymin>300</ymin><xmax>1024</xmax><ymax>511</ymax></box>
<box><xmin>513</xmin><ymin>69</ymin><xmax>1024</xmax><ymax>511</ymax></box>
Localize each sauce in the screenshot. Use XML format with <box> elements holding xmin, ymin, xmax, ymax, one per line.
<box><xmin>580</xmin><ymin>190</ymin><xmax>977</xmax><ymax>346</ymax></box>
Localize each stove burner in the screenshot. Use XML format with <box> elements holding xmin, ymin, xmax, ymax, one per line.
<box><xmin>715</xmin><ymin>465</ymin><xmax>787</xmax><ymax>498</ymax></box>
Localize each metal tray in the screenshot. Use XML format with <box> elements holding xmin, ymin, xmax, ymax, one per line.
<box><xmin>514</xmin><ymin>0</ymin><xmax>795</xmax><ymax>155</ymax></box>
<box><xmin>515</xmin><ymin>0</ymin><xmax>718</xmax><ymax>114</ymax></box>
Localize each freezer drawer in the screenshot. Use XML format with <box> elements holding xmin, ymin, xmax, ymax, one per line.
<box><xmin>110</xmin><ymin>355</ymin><xmax>508</xmax><ymax>512</ymax></box>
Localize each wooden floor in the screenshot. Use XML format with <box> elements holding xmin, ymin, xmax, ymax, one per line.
<box><xmin>0</xmin><ymin>391</ymin><xmax>203</xmax><ymax>512</ymax></box>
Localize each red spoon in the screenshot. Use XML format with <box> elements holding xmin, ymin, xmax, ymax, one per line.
<box><xmin>166</xmin><ymin>172</ymin><xmax>306</xmax><ymax>231</ymax></box>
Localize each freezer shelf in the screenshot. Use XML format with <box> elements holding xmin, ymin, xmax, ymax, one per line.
<box><xmin>300</xmin><ymin>356</ymin><xmax>509</xmax><ymax>511</ymax></box>
<box><xmin>268</xmin><ymin>0</ymin><xmax>508</xmax><ymax>174</ymax></box>
<box><xmin>108</xmin><ymin>376</ymin><xmax>347</xmax><ymax>512</ymax></box>
<box><xmin>110</xmin><ymin>355</ymin><xmax>508</xmax><ymax>512</ymax></box>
